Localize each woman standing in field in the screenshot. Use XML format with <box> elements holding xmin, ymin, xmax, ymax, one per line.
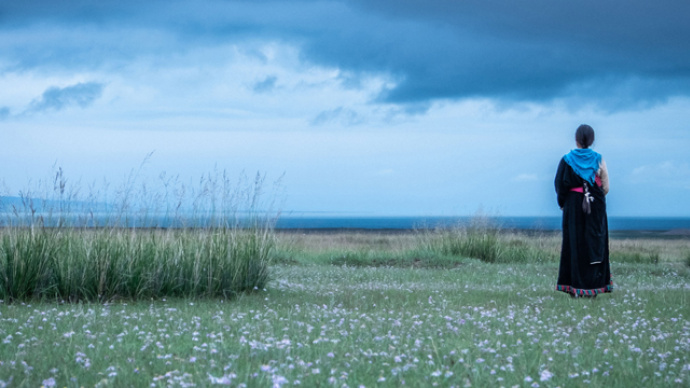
<box><xmin>554</xmin><ymin>124</ymin><xmax>612</xmax><ymax>298</ymax></box>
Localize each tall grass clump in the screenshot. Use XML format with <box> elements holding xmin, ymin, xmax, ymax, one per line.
<box><xmin>429</xmin><ymin>226</ymin><xmax>502</xmax><ymax>262</ymax></box>
<box><xmin>610</xmin><ymin>247</ymin><xmax>660</xmax><ymax>265</ymax></box>
<box><xmin>419</xmin><ymin>217</ymin><xmax>503</xmax><ymax>263</ymax></box>
<box><xmin>418</xmin><ymin>217</ymin><xmax>559</xmax><ymax>264</ymax></box>
<box><xmin>0</xmin><ymin>165</ymin><xmax>280</xmax><ymax>302</ymax></box>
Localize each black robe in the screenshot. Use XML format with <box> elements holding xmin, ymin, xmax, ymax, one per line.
<box><xmin>554</xmin><ymin>158</ymin><xmax>613</xmax><ymax>296</ymax></box>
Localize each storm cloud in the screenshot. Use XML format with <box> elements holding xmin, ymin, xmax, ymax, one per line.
<box><xmin>2</xmin><ymin>0</ymin><xmax>689</xmax><ymax>110</ymax></box>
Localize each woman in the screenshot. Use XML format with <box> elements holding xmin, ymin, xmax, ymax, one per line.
<box><xmin>554</xmin><ymin>124</ymin><xmax>612</xmax><ymax>298</ymax></box>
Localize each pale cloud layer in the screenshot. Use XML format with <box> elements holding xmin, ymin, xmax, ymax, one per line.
<box><xmin>631</xmin><ymin>162</ymin><xmax>690</xmax><ymax>188</ymax></box>
<box><xmin>1</xmin><ymin>1</ymin><xmax>689</xmax><ymax>217</ymax></box>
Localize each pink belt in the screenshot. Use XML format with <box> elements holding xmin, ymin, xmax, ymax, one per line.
<box><xmin>571</xmin><ymin>176</ymin><xmax>602</xmax><ymax>193</ymax></box>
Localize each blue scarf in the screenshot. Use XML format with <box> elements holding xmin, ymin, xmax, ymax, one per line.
<box><xmin>564</xmin><ymin>148</ymin><xmax>601</xmax><ymax>184</ymax></box>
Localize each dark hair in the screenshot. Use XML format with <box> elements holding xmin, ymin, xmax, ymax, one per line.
<box><xmin>575</xmin><ymin>124</ymin><xmax>595</xmax><ymax>148</ymax></box>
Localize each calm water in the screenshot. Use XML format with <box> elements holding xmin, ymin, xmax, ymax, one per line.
<box><xmin>2</xmin><ymin>210</ymin><xmax>689</xmax><ymax>231</ymax></box>
<box><xmin>3</xmin><ymin>196</ymin><xmax>689</xmax><ymax>231</ymax></box>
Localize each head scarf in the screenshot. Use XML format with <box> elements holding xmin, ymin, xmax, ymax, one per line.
<box><xmin>564</xmin><ymin>148</ymin><xmax>601</xmax><ymax>184</ymax></box>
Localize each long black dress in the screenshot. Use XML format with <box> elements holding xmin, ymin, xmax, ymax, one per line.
<box><xmin>555</xmin><ymin>158</ymin><xmax>613</xmax><ymax>297</ymax></box>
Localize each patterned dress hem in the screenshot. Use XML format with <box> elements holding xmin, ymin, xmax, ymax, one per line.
<box><xmin>556</xmin><ymin>281</ymin><xmax>613</xmax><ymax>297</ymax></box>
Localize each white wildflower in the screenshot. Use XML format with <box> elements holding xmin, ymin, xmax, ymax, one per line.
<box><xmin>540</xmin><ymin>369</ymin><xmax>554</xmax><ymax>382</ymax></box>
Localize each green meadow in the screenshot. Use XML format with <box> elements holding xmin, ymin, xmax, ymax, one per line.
<box><xmin>1</xmin><ymin>227</ymin><xmax>689</xmax><ymax>387</ymax></box>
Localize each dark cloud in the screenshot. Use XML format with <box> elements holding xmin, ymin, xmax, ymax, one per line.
<box><xmin>27</xmin><ymin>82</ymin><xmax>104</xmax><ymax>113</ymax></box>
<box><xmin>306</xmin><ymin>0</ymin><xmax>690</xmax><ymax>106</ymax></box>
<box><xmin>253</xmin><ymin>76</ymin><xmax>278</xmax><ymax>93</ymax></box>
<box><xmin>2</xmin><ymin>0</ymin><xmax>689</xmax><ymax>110</ymax></box>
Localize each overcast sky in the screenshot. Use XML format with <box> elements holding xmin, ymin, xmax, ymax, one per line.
<box><xmin>1</xmin><ymin>0</ymin><xmax>689</xmax><ymax>217</ymax></box>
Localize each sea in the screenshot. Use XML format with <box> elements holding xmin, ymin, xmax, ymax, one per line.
<box><xmin>2</xmin><ymin>209</ymin><xmax>690</xmax><ymax>232</ymax></box>
<box><xmin>3</xmin><ymin>195</ymin><xmax>689</xmax><ymax>231</ymax></box>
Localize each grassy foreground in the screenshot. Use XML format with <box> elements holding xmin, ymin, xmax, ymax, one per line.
<box><xmin>1</xmin><ymin>231</ymin><xmax>689</xmax><ymax>387</ymax></box>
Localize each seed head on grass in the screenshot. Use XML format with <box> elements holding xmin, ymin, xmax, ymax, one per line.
<box><xmin>0</xmin><ymin>167</ymin><xmax>280</xmax><ymax>302</ymax></box>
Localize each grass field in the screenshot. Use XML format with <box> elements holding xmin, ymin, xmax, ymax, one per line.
<box><xmin>1</xmin><ymin>230</ymin><xmax>689</xmax><ymax>387</ymax></box>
